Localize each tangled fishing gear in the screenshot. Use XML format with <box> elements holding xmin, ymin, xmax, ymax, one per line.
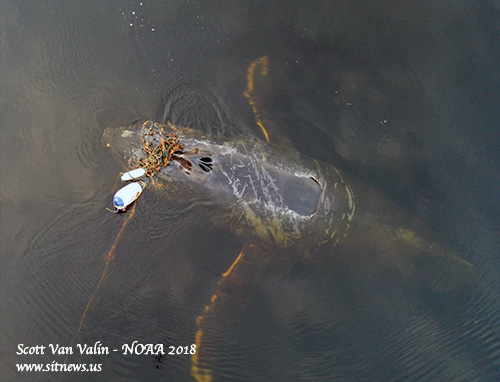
<box><xmin>130</xmin><ymin>120</ymin><xmax>184</xmax><ymax>178</ymax></box>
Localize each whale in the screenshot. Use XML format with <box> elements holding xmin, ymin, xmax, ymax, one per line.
<box><xmin>102</xmin><ymin>120</ymin><xmax>473</xmax><ymax>289</ymax></box>
<box><xmin>103</xmin><ymin>118</ymin><xmax>476</xmax><ymax>381</ymax></box>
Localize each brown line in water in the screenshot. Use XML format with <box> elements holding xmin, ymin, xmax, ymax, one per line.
<box><xmin>243</xmin><ymin>56</ymin><xmax>271</xmax><ymax>143</ymax></box>
<box><xmin>191</xmin><ymin>58</ymin><xmax>267</xmax><ymax>380</ymax></box>
<box><xmin>60</xmin><ymin>205</ymin><xmax>137</xmax><ymax>375</ymax></box>
<box><xmin>191</xmin><ymin>246</ymin><xmax>251</xmax><ymax>382</ymax></box>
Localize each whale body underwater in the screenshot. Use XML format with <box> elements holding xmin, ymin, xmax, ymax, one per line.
<box><xmin>103</xmin><ymin>120</ymin><xmax>473</xmax><ymax>291</ymax></box>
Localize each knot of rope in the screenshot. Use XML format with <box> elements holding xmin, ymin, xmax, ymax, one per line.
<box><xmin>130</xmin><ymin>120</ymin><xmax>184</xmax><ymax>177</ymax></box>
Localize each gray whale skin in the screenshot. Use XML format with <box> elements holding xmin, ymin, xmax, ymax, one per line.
<box><xmin>103</xmin><ymin>121</ymin><xmax>473</xmax><ymax>291</ymax></box>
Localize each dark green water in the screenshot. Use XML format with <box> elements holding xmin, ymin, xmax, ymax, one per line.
<box><xmin>1</xmin><ymin>1</ymin><xmax>500</xmax><ymax>381</ymax></box>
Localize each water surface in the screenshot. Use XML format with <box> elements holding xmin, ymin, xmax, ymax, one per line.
<box><xmin>1</xmin><ymin>1</ymin><xmax>500</xmax><ymax>381</ymax></box>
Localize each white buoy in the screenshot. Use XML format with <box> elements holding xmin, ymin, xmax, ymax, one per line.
<box><xmin>113</xmin><ymin>182</ymin><xmax>144</xmax><ymax>212</ymax></box>
<box><xmin>121</xmin><ymin>167</ymin><xmax>146</xmax><ymax>181</ymax></box>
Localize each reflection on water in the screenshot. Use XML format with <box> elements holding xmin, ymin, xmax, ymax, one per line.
<box><xmin>1</xmin><ymin>1</ymin><xmax>500</xmax><ymax>381</ymax></box>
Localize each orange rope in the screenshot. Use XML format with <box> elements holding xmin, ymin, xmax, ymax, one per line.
<box><xmin>191</xmin><ymin>246</ymin><xmax>251</xmax><ymax>382</ymax></box>
<box><xmin>192</xmin><ymin>57</ymin><xmax>269</xmax><ymax>380</ymax></box>
<box><xmin>243</xmin><ymin>56</ymin><xmax>271</xmax><ymax>143</ymax></box>
<box><xmin>62</xmin><ymin>205</ymin><xmax>137</xmax><ymax>370</ymax></box>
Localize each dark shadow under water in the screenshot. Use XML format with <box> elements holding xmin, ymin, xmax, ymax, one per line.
<box><xmin>1</xmin><ymin>1</ymin><xmax>500</xmax><ymax>381</ymax></box>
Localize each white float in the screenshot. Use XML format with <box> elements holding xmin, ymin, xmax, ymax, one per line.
<box><xmin>121</xmin><ymin>167</ymin><xmax>146</xmax><ymax>181</ymax></box>
<box><xmin>113</xmin><ymin>182</ymin><xmax>144</xmax><ymax>212</ymax></box>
